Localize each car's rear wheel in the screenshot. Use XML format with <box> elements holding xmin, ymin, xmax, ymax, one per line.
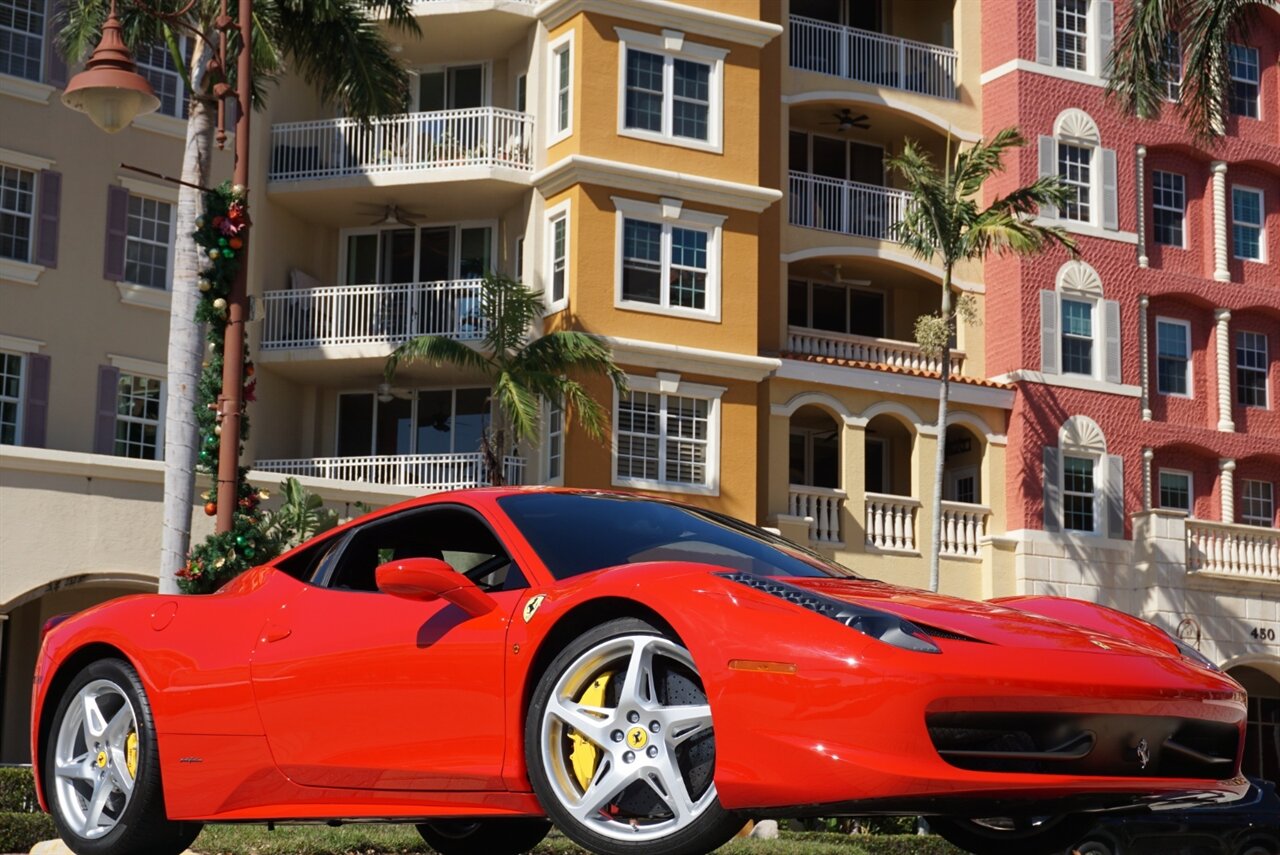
<box><xmin>525</xmin><ymin>617</ymin><xmax>741</xmax><ymax>855</ymax></box>
<box><xmin>44</xmin><ymin>658</ymin><xmax>202</xmax><ymax>855</ymax></box>
<box><xmin>930</xmin><ymin>814</ymin><xmax>1097</xmax><ymax>855</ymax></box>
<box><xmin>415</xmin><ymin>818</ymin><xmax>551</xmax><ymax>854</ymax></box>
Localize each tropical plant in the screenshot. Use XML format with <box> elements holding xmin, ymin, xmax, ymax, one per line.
<box><xmin>889</xmin><ymin>128</ymin><xmax>1077</xmax><ymax>592</ymax></box>
<box><xmin>1107</xmin><ymin>0</ymin><xmax>1269</xmax><ymax>139</ymax></box>
<box><xmin>57</xmin><ymin>0</ymin><xmax>419</xmax><ymax>593</ymax></box>
<box><xmin>385</xmin><ymin>274</ymin><xmax>628</xmax><ymax>484</ymax></box>
<box><xmin>261</xmin><ymin>477</ymin><xmax>341</xmax><ymax>551</ymax></box>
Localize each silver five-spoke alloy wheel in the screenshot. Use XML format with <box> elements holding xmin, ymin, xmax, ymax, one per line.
<box><xmin>53</xmin><ymin>678</ymin><xmax>139</xmax><ymax>840</ymax></box>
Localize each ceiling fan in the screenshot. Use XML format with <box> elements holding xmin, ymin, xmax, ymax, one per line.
<box><xmin>357</xmin><ymin>203</ymin><xmax>426</xmax><ymax>227</ymax></box>
<box><xmin>819</xmin><ymin>109</ymin><xmax>871</xmax><ymax>133</ymax></box>
<box><xmin>376</xmin><ymin>382</ymin><xmax>413</xmax><ymax>403</ymax></box>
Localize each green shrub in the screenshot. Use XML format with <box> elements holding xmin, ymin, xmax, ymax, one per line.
<box><xmin>0</xmin><ymin>811</ymin><xmax>55</xmax><ymax>853</ymax></box>
<box><xmin>0</xmin><ymin>767</ymin><xmax>39</xmax><ymax>813</ymax></box>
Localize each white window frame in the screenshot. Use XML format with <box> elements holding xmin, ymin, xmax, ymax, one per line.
<box><xmin>0</xmin><ymin>0</ymin><xmax>44</xmax><ymax>83</ymax></box>
<box><xmin>1232</xmin><ymin>186</ymin><xmax>1265</xmax><ymax>262</ymax></box>
<box><xmin>1061</xmin><ymin>452</ymin><xmax>1100</xmax><ymax>534</ymax></box>
<box><xmin>547</xmin><ymin>31</ymin><xmax>573</xmax><ymax>145</ymax></box>
<box><xmin>1162</xmin><ymin>31</ymin><xmax>1181</xmax><ymax>101</ymax></box>
<box><xmin>788</xmin><ymin>276</ymin><xmax>887</xmax><ymax>338</ymax></box>
<box><xmin>1060</xmin><ymin>294</ymin><xmax>1097</xmax><ymax>378</ymax></box>
<box><xmin>612</xmin><ymin>196</ymin><xmax>724</xmax><ymax>322</ymax></box>
<box><xmin>337</xmin><ymin>219</ymin><xmax>500</xmax><ymax>285</ymax></box>
<box><xmin>335</xmin><ymin>386</ymin><xmax>491</xmax><ymax>456</ymax></box>
<box><xmin>611</xmin><ymin>372</ymin><xmax>724</xmax><ymax>496</ymax></box>
<box><xmin>0</xmin><ymin>348</ymin><xmax>24</xmax><ymax>446</ymax></box>
<box><xmin>1151</xmin><ymin>170</ymin><xmax>1185</xmax><ymax>248</ymax></box>
<box><xmin>409</xmin><ymin>60</ymin><xmax>493</xmax><ymax>112</ymax></box>
<box><xmin>114</xmin><ymin>371</ymin><xmax>166</xmax><ymax>461</ymax></box>
<box><xmin>514</xmin><ymin>234</ymin><xmax>525</xmax><ymax>282</ymax></box>
<box><xmin>615</xmin><ymin>27</ymin><xmax>726</xmax><ymax>154</ymax></box>
<box><xmin>1228</xmin><ymin>43</ymin><xmax>1260</xmax><ymax>119</ymax></box>
<box><xmin>544</xmin><ymin>396</ymin><xmax>563</xmax><ymax>485</ymax></box>
<box><xmin>946</xmin><ymin>465</ymin><xmax>980</xmax><ymax>505</ymax></box>
<box><xmin>0</xmin><ymin>162</ymin><xmax>36</xmax><ymax>265</ymax></box>
<box><xmin>1154</xmin><ymin>316</ymin><xmax>1192</xmax><ymax>398</ymax></box>
<box><xmin>1157</xmin><ymin>468</ymin><xmax>1193</xmax><ymax>515</ymax></box>
<box><xmin>1053</xmin><ymin>0</ymin><xmax>1090</xmax><ymax>72</ymax></box>
<box><xmin>1057</xmin><ymin>141</ymin><xmax>1094</xmax><ymax>225</ymax></box>
<box><xmin>515</xmin><ymin>73</ymin><xmax>527</xmax><ymax>113</ymax></box>
<box><xmin>1236</xmin><ymin>330</ymin><xmax>1269</xmax><ymax>409</ymax></box>
<box><xmin>135</xmin><ymin>37</ymin><xmax>188</xmax><ymax>119</ymax></box>
<box><xmin>544</xmin><ymin>199</ymin><xmax>569</xmax><ymax>314</ymax></box>
<box><xmin>1240</xmin><ymin>479</ymin><xmax>1274</xmax><ymax>527</ymax></box>
<box><xmin>124</xmin><ymin>192</ymin><xmax>176</xmax><ymax>290</ymax></box>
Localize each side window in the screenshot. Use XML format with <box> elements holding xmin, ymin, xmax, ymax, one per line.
<box><xmin>322</xmin><ymin>505</ymin><xmax>524</xmax><ymax>593</ymax></box>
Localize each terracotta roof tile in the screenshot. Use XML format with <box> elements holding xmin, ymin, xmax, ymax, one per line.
<box><xmin>777</xmin><ymin>352</ymin><xmax>1015</xmax><ymax>390</ymax></box>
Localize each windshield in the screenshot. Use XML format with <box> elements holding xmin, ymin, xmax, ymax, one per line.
<box><xmin>498</xmin><ymin>492</ymin><xmax>859</xmax><ymax>581</ymax></box>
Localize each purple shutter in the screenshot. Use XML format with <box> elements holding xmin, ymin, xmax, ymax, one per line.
<box><xmin>22</xmin><ymin>353</ymin><xmax>51</xmax><ymax>447</ymax></box>
<box><xmin>93</xmin><ymin>364</ymin><xmax>120</xmax><ymax>455</ymax></box>
<box><xmin>43</xmin><ymin>3</ymin><xmax>68</xmax><ymax>88</ymax></box>
<box><xmin>35</xmin><ymin>170</ymin><xmax>60</xmax><ymax>268</ymax></box>
<box><xmin>103</xmin><ymin>185</ymin><xmax>129</xmax><ymax>281</ymax></box>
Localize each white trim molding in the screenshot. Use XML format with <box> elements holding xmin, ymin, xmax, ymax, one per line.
<box><xmin>604</xmin><ymin>335</ymin><xmax>778</xmax><ymax>382</ymax></box>
<box><xmin>1031</xmin><ymin>217</ymin><xmax>1138</xmax><ymax>245</ymax></box>
<box><xmin>108</xmin><ymin>354</ymin><xmax>168</xmax><ymax>377</ymax></box>
<box><xmin>611</xmin><ymin>371</ymin><xmax>726</xmax><ymax>497</ymax></box>
<box><xmin>534</xmin><ymin>154</ymin><xmax>780</xmax><ymax>212</ymax></box>
<box><xmin>119</xmin><ymin>175</ymin><xmax>181</xmax><ymax>204</ymax></box>
<box><xmin>0</xmin><ymin>74</ymin><xmax>54</xmax><ymax>105</ymax></box>
<box><xmin>0</xmin><ymin>333</ymin><xmax>45</xmax><ymax>353</ymax></box>
<box><xmin>980</xmin><ymin>58</ymin><xmax>1107</xmax><ymax>89</ymax></box>
<box><xmin>132</xmin><ymin>112</ymin><xmax>188</xmax><ymax>140</ymax></box>
<box><xmin>115</xmin><ymin>282</ymin><xmax>173</xmax><ymax>312</ymax></box>
<box><xmin>612</xmin><ymin>195</ymin><xmax>725</xmax><ymax>322</ymax></box>
<box><xmin>992</xmin><ymin>369</ymin><xmax>1141</xmax><ymax>398</ymax></box>
<box><xmin>547</xmin><ymin>29</ymin><xmax>575</xmax><ymax>145</ymax></box>
<box><xmin>536</xmin><ymin>0</ymin><xmax>782</xmax><ymax>48</ymax></box>
<box><xmin>615</xmin><ymin>27</ymin><xmax>726</xmax><ymax>154</ymax></box>
<box><xmin>776</xmin><ymin>358</ymin><xmax>1016</xmax><ymax>410</ymax></box>
<box><xmin>544</xmin><ymin>198</ymin><xmax>571</xmax><ymax>313</ymax></box>
<box><xmin>0</xmin><ymin>258</ymin><xmax>44</xmax><ymax>286</ymax></box>
<box><xmin>0</xmin><ymin>146</ymin><xmax>55</xmax><ymax>171</ymax></box>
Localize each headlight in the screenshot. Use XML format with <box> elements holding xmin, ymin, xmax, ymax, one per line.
<box><xmin>720</xmin><ymin>572</ymin><xmax>940</xmax><ymax>654</ymax></box>
<box><xmin>1171</xmin><ymin>635</ymin><xmax>1220</xmax><ymax>672</ymax></box>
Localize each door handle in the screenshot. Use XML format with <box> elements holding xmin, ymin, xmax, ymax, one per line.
<box><xmin>261</xmin><ymin>623</ymin><xmax>292</xmax><ymax>643</ymax></box>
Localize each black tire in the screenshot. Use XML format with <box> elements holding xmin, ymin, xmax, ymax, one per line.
<box><xmin>1072</xmin><ymin>837</ymin><xmax>1117</xmax><ymax>855</ymax></box>
<box><xmin>415</xmin><ymin>818</ymin><xmax>551</xmax><ymax>855</ymax></box>
<box><xmin>930</xmin><ymin>814</ymin><xmax>1098</xmax><ymax>855</ymax></box>
<box><xmin>524</xmin><ymin>617</ymin><xmax>742</xmax><ymax>855</ymax></box>
<box><xmin>43</xmin><ymin>657</ymin><xmax>202</xmax><ymax>855</ymax></box>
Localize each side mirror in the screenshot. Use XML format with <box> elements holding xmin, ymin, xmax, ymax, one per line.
<box><xmin>375</xmin><ymin>557</ymin><xmax>497</xmax><ymax>618</ymax></box>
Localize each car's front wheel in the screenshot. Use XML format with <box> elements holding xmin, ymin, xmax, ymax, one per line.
<box><xmin>930</xmin><ymin>814</ymin><xmax>1097</xmax><ymax>855</ymax></box>
<box><xmin>415</xmin><ymin>818</ymin><xmax>551</xmax><ymax>854</ymax></box>
<box><xmin>44</xmin><ymin>658</ymin><xmax>202</xmax><ymax>855</ymax></box>
<box><xmin>525</xmin><ymin>618</ymin><xmax>741</xmax><ymax>855</ymax></box>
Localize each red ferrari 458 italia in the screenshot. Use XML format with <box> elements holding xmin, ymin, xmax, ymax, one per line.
<box><xmin>31</xmin><ymin>489</ymin><xmax>1248</xmax><ymax>855</ymax></box>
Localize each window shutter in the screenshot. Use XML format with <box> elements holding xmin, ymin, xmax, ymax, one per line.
<box><xmin>1043</xmin><ymin>446</ymin><xmax>1062</xmax><ymax>532</ymax></box>
<box><xmin>1040</xmin><ymin>290</ymin><xmax>1060</xmax><ymax>374</ymax></box>
<box><xmin>1103</xmin><ymin>299</ymin><xmax>1122</xmax><ymax>384</ymax></box>
<box><xmin>1098</xmin><ymin>1</ymin><xmax>1115</xmax><ymax>76</ymax></box>
<box><xmin>1038</xmin><ymin>136</ymin><xmax>1057</xmax><ymax>219</ymax></box>
<box><xmin>93</xmin><ymin>365</ymin><xmax>120</xmax><ymax>455</ymax></box>
<box><xmin>21</xmin><ymin>353</ymin><xmax>51</xmax><ymax>448</ymax></box>
<box><xmin>1035</xmin><ymin>0</ymin><xmax>1054</xmax><ymax>65</ymax></box>
<box><xmin>103</xmin><ymin>185</ymin><xmax>129</xmax><ymax>281</ymax></box>
<box><xmin>1105</xmin><ymin>453</ymin><xmax>1125</xmax><ymax>539</ymax></box>
<box><xmin>1101</xmin><ymin>147</ymin><xmax>1118</xmax><ymax>230</ymax></box>
<box><xmin>35</xmin><ymin>170</ymin><xmax>60</xmax><ymax>268</ymax></box>
<box><xmin>43</xmin><ymin>4</ymin><xmax>68</xmax><ymax>88</ymax></box>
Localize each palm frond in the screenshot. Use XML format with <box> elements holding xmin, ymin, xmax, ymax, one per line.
<box><xmin>479</xmin><ymin>273</ymin><xmax>543</xmax><ymax>358</ymax></box>
<box><xmin>493</xmin><ymin>370</ymin><xmax>542</xmax><ymax>444</ymax></box>
<box><xmin>385</xmin><ymin>335</ymin><xmax>490</xmax><ymax>382</ymax></box>
<box><xmin>952</xmin><ymin>127</ymin><xmax>1023</xmax><ymax>198</ymax></box>
<box><xmin>1106</xmin><ymin>0</ymin><xmax>1176</xmax><ymax>121</ymax></box>
<box><xmin>517</xmin><ymin>332</ymin><xmax>628</xmax><ymax>393</ymax></box>
<box><xmin>560</xmin><ymin>379</ymin><xmax>611</xmax><ymax>441</ymax></box>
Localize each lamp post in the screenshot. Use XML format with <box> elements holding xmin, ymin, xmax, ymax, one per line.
<box><xmin>64</xmin><ymin>0</ymin><xmax>252</xmax><ymax>537</ymax></box>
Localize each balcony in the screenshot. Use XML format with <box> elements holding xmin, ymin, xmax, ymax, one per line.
<box><xmin>788</xmin><ymin>485</ymin><xmax>846</xmax><ymax>545</ymax></box>
<box><xmin>1187</xmin><ymin>520</ymin><xmax>1280</xmax><ymax>583</ymax></box>
<box><xmin>260</xmin><ymin>279</ymin><xmax>485</xmax><ymax>353</ymax></box>
<box><xmin>789</xmin><ymin>171</ymin><xmax>911</xmax><ymax>241</ymax></box>
<box><xmin>939</xmin><ymin>501</ymin><xmax>990</xmax><ymax>559</ymax></box>
<box><xmin>789</xmin><ymin>15</ymin><xmax>957</xmax><ymax>100</ymax></box>
<box><xmin>787</xmin><ymin>327</ymin><xmax>965</xmax><ymax>375</ymax></box>
<box><xmin>254</xmin><ymin>452</ymin><xmax>525</xmax><ymax>491</ymax></box>
<box><xmin>865</xmin><ymin>492</ymin><xmax>920</xmax><ymax>553</ymax></box>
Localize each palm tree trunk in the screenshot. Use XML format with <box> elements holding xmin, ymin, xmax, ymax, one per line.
<box><xmin>928</xmin><ymin>268</ymin><xmax>953</xmax><ymax>593</ymax></box>
<box><xmin>158</xmin><ymin>44</ymin><xmax>216</xmax><ymax>594</ymax></box>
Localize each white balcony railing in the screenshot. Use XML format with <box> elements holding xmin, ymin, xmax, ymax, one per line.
<box><xmin>787</xmin><ymin>326</ymin><xmax>965</xmax><ymax>375</ymax></box>
<box><xmin>260</xmin><ymin>279</ymin><xmax>486</xmax><ymax>351</ymax></box>
<box><xmin>865</xmin><ymin>492</ymin><xmax>919</xmax><ymax>553</ymax></box>
<box><xmin>789</xmin><ymin>171</ymin><xmax>912</xmax><ymax>241</ymax></box>
<box><xmin>939</xmin><ymin>501</ymin><xmax>990</xmax><ymax>559</ymax></box>
<box><xmin>268</xmin><ymin>107</ymin><xmax>534</xmax><ymax>182</ymax></box>
<box><xmin>789</xmin><ymin>484</ymin><xmax>846</xmax><ymax>544</ymax></box>
<box><xmin>254</xmin><ymin>453</ymin><xmax>525</xmax><ymax>491</ymax></box>
<box><xmin>790</xmin><ymin>15</ymin><xmax>958</xmax><ymax>100</ymax></box>
<box><xmin>1187</xmin><ymin>520</ymin><xmax>1280</xmax><ymax>582</ymax></box>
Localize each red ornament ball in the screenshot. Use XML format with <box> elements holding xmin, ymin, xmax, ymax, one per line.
<box><xmin>204</xmin><ymin>501</ymin><xmax>217</xmax><ymax>516</ymax></box>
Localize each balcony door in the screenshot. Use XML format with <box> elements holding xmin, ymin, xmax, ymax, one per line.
<box><xmin>344</xmin><ymin>224</ymin><xmax>495</xmax><ymax>286</ymax></box>
<box><xmin>414</xmin><ymin>64</ymin><xmax>488</xmax><ymax>111</ymax></box>
<box><xmin>791</xmin><ymin>0</ymin><xmax>883</xmax><ymax>32</ymax></box>
<box><xmin>788</xmin><ymin>278</ymin><xmax>887</xmax><ymax>338</ymax></box>
<box><xmin>336</xmin><ymin>388</ymin><xmax>490</xmax><ymax>468</ymax></box>
<box><xmin>793</xmin><ymin>132</ymin><xmax>884</xmax><ymax>187</ymax></box>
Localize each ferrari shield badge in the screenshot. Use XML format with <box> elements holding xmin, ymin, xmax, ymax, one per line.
<box><xmin>522</xmin><ymin>595</ymin><xmax>547</xmax><ymax>623</ymax></box>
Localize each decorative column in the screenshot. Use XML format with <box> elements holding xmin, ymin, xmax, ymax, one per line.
<box><xmin>1219</xmin><ymin>458</ymin><xmax>1236</xmax><ymax>523</ymax></box>
<box><xmin>1136</xmin><ymin>145</ymin><xmax>1148</xmax><ymax>268</ymax></box>
<box><xmin>1215</xmin><ymin>308</ymin><xmax>1235</xmax><ymax>432</ymax></box>
<box><xmin>1211</xmin><ymin>161</ymin><xmax>1230</xmax><ymax>281</ymax></box>
<box><xmin>1142</xmin><ymin>447</ymin><xmax>1154</xmax><ymax>510</ymax></box>
<box><xmin>1139</xmin><ymin>295</ymin><xmax>1152</xmax><ymax>420</ymax></box>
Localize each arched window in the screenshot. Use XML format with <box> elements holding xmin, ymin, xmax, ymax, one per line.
<box><xmin>1043</xmin><ymin>415</ymin><xmax>1125</xmax><ymax>538</ymax></box>
<box><xmin>1039</xmin><ymin>109</ymin><xmax>1118</xmax><ymax>231</ymax></box>
<box><xmin>1039</xmin><ymin>260</ymin><xmax>1122</xmax><ymax>384</ymax></box>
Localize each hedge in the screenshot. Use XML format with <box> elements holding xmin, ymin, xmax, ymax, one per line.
<box><xmin>0</xmin><ymin>767</ymin><xmax>38</xmax><ymax>813</ymax></box>
<box><xmin>0</xmin><ymin>811</ymin><xmax>55</xmax><ymax>853</ymax></box>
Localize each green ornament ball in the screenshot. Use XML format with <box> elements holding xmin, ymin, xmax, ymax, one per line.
<box><xmin>223</xmin><ymin>250</ymin><xmax>235</xmax><ymax>259</ymax></box>
<box><xmin>198</xmin><ymin>449</ymin><xmax>210</xmax><ymax>462</ymax></box>
<box><xmin>244</xmin><ymin>547</ymin><xmax>256</xmax><ymax>559</ymax></box>
<box><xmin>235</xmin><ymin>534</ymin><xmax>247</xmax><ymax>546</ymax></box>
<box><xmin>218</xmin><ymin>237</ymin><xmax>228</xmax><ymax>247</ymax></box>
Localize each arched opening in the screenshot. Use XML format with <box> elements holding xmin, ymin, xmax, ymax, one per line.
<box><xmin>864</xmin><ymin>413</ymin><xmax>913</xmax><ymax>496</ymax></box>
<box><xmin>789</xmin><ymin>405</ymin><xmax>841</xmax><ymax>489</ymax></box>
<box><xmin>1229</xmin><ymin>664</ymin><xmax>1280</xmax><ymax>784</ymax></box>
<box><xmin>941</xmin><ymin>424</ymin><xmax>982</xmax><ymax>504</ymax></box>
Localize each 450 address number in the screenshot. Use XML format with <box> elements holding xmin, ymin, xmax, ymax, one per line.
<box><xmin>1252</xmin><ymin>627</ymin><xmax>1277</xmax><ymax>642</ymax></box>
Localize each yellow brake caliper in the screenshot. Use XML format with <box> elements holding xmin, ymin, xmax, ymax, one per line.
<box><xmin>569</xmin><ymin>673</ymin><xmax>613</xmax><ymax>791</ymax></box>
<box><xmin>125</xmin><ymin>730</ymin><xmax>139</xmax><ymax>778</ymax></box>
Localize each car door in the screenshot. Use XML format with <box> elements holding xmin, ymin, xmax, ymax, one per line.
<box><xmin>249</xmin><ymin>502</ymin><xmax>525</xmax><ymax>790</ymax></box>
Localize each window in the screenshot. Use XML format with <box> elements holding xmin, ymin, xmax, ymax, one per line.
<box><xmin>515</xmin><ymin>74</ymin><xmax>526</xmax><ymax>113</ymax></box>
<box><xmin>1152</xmin><ymin>171</ymin><xmax>1184</xmax><ymax>247</ymax></box>
<box><xmin>136</xmin><ymin>40</ymin><xmax>187</xmax><ymax>118</ymax></box>
<box><xmin>1062</xmin><ymin>454</ymin><xmax>1097</xmax><ymax>532</ymax></box>
<box><xmin>1232</xmin><ymin>187</ymin><xmax>1264</xmax><ymax>262</ymax></box>
<box><xmin>115</xmin><ymin>373</ymin><xmax>163</xmax><ymax>460</ymax></box>
<box><xmin>546</xmin><ymin>398</ymin><xmax>563</xmax><ymax>483</ymax></box>
<box><xmin>0</xmin><ymin>350</ymin><xmax>22</xmax><ymax>445</ymax></box>
<box><xmin>1055</xmin><ymin>0</ymin><xmax>1088</xmax><ymax>71</ymax></box>
<box><xmin>1158</xmin><ymin>469</ymin><xmax>1192</xmax><ymax>513</ymax></box>
<box><xmin>788</xmin><ymin>278</ymin><xmax>886</xmax><ymax>338</ymax></box>
<box><xmin>616</xmin><ymin>28</ymin><xmax>725</xmax><ymax>151</ymax></box>
<box><xmin>416</xmin><ymin>63</ymin><xmax>485</xmax><ymax>111</ymax></box>
<box><xmin>1241</xmin><ymin>480</ymin><xmax>1274</xmax><ymax>527</ymax></box>
<box><xmin>514</xmin><ymin>235</ymin><xmax>524</xmax><ymax>281</ymax></box>
<box><xmin>548</xmin><ymin>34</ymin><xmax>572</xmax><ymax>143</ymax></box>
<box><xmin>1228</xmin><ymin>44</ymin><xmax>1259</xmax><ymax>119</ymax></box>
<box><xmin>1155</xmin><ymin>318</ymin><xmax>1191</xmax><ymax>396</ymax></box>
<box><xmin>1237</xmin><ymin>331</ymin><xmax>1269</xmax><ymax>408</ymax></box>
<box><xmin>336</xmin><ymin>387</ymin><xmax>489</xmax><ymax>458</ymax></box>
<box><xmin>615</xmin><ymin>198</ymin><xmax>723</xmax><ymax>319</ymax></box>
<box><xmin>1058</xmin><ymin>143</ymin><xmax>1092</xmax><ymax>222</ymax></box>
<box><xmin>125</xmin><ymin>194</ymin><xmax>174</xmax><ymax>289</ymax></box>
<box><xmin>0</xmin><ymin>0</ymin><xmax>43</xmax><ymax>82</ymax></box>
<box><xmin>0</xmin><ymin>164</ymin><xmax>35</xmax><ymax>263</ymax></box>
<box><xmin>614</xmin><ymin>375</ymin><xmax>722</xmax><ymax>494</ymax></box>
<box><xmin>343</xmin><ymin>222</ymin><xmax>495</xmax><ymax>285</ymax></box>
<box><xmin>546</xmin><ymin>204</ymin><xmax>568</xmax><ymax>312</ymax></box>
<box><xmin>1061</xmin><ymin>298</ymin><xmax>1094</xmax><ymax>376</ymax></box>
<box><xmin>1162</xmin><ymin>32</ymin><xmax>1181</xmax><ymax>101</ymax></box>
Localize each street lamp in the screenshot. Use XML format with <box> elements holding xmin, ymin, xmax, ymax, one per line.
<box><xmin>61</xmin><ymin>2</ymin><xmax>160</xmax><ymax>132</ymax></box>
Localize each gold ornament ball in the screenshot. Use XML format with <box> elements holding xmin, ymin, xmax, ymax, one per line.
<box><xmin>208</xmin><ymin>248</ymin><xmax>220</xmax><ymax>259</ymax></box>
<box><xmin>212</xmin><ymin>297</ymin><xmax>228</xmax><ymax>311</ymax></box>
<box><xmin>198</xmin><ymin>280</ymin><xmax>211</xmax><ymax>292</ymax></box>
<box><xmin>232</xmin><ymin>184</ymin><xmax>246</xmax><ymax>196</ymax></box>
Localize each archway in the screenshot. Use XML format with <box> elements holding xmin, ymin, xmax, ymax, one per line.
<box><xmin>1228</xmin><ymin>663</ymin><xmax>1280</xmax><ymax>784</ymax></box>
<box><xmin>789</xmin><ymin>405</ymin><xmax>841</xmax><ymax>489</ymax></box>
<box><xmin>941</xmin><ymin>424</ymin><xmax>983</xmax><ymax>504</ymax></box>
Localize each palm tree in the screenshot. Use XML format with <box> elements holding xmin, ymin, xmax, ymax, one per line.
<box><xmin>58</xmin><ymin>0</ymin><xmax>419</xmax><ymax>593</ymax></box>
<box><xmin>1107</xmin><ymin>0</ymin><xmax>1268</xmax><ymax>139</ymax></box>
<box><xmin>889</xmin><ymin>128</ymin><xmax>1076</xmax><ymax>593</ymax></box>
<box><xmin>385</xmin><ymin>274</ymin><xmax>628</xmax><ymax>485</ymax></box>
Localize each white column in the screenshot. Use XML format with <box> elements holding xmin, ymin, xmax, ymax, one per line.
<box><xmin>1139</xmin><ymin>295</ymin><xmax>1152</xmax><ymax>420</ymax></box>
<box><xmin>1216</xmin><ymin>308</ymin><xmax>1235</xmax><ymax>432</ymax></box>
<box><xmin>1212</xmin><ymin>161</ymin><xmax>1230</xmax><ymax>281</ymax></box>
<box><xmin>1220</xmin><ymin>458</ymin><xmax>1236</xmax><ymax>523</ymax></box>
<box><xmin>1142</xmin><ymin>447</ymin><xmax>1154</xmax><ymax>510</ymax></box>
<box><xmin>1136</xmin><ymin>145</ymin><xmax>1148</xmax><ymax>268</ymax></box>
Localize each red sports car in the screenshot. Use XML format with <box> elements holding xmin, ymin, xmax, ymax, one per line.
<box><xmin>31</xmin><ymin>489</ymin><xmax>1248</xmax><ymax>855</ymax></box>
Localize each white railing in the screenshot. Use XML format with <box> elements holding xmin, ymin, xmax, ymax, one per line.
<box><xmin>268</xmin><ymin>107</ymin><xmax>534</xmax><ymax>182</ymax></box>
<box><xmin>254</xmin><ymin>453</ymin><xmax>525</xmax><ymax>490</ymax></box>
<box><xmin>787</xmin><ymin>327</ymin><xmax>965</xmax><ymax>375</ymax></box>
<box><xmin>260</xmin><ymin>279</ymin><xmax>486</xmax><ymax>351</ymax></box>
<box><xmin>789</xmin><ymin>171</ymin><xmax>912</xmax><ymax>241</ymax></box>
<box><xmin>789</xmin><ymin>15</ymin><xmax>957</xmax><ymax>100</ymax></box>
<box><xmin>939</xmin><ymin>501</ymin><xmax>990</xmax><ymax>559</ymax></box>
<box><xmin>789</xmin><ymin>485</ymin><xmax>846</xmax><ymax>544</ymax></box>
<box><xmin>1187</xmin><ymin>520</ymin><xmax>1280</xmax><ymax>582</ymax></box>
<box><xmin>865</xmin><ymin>492</ymin><xmax>919</xmax><ymax>553</ymax></box>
